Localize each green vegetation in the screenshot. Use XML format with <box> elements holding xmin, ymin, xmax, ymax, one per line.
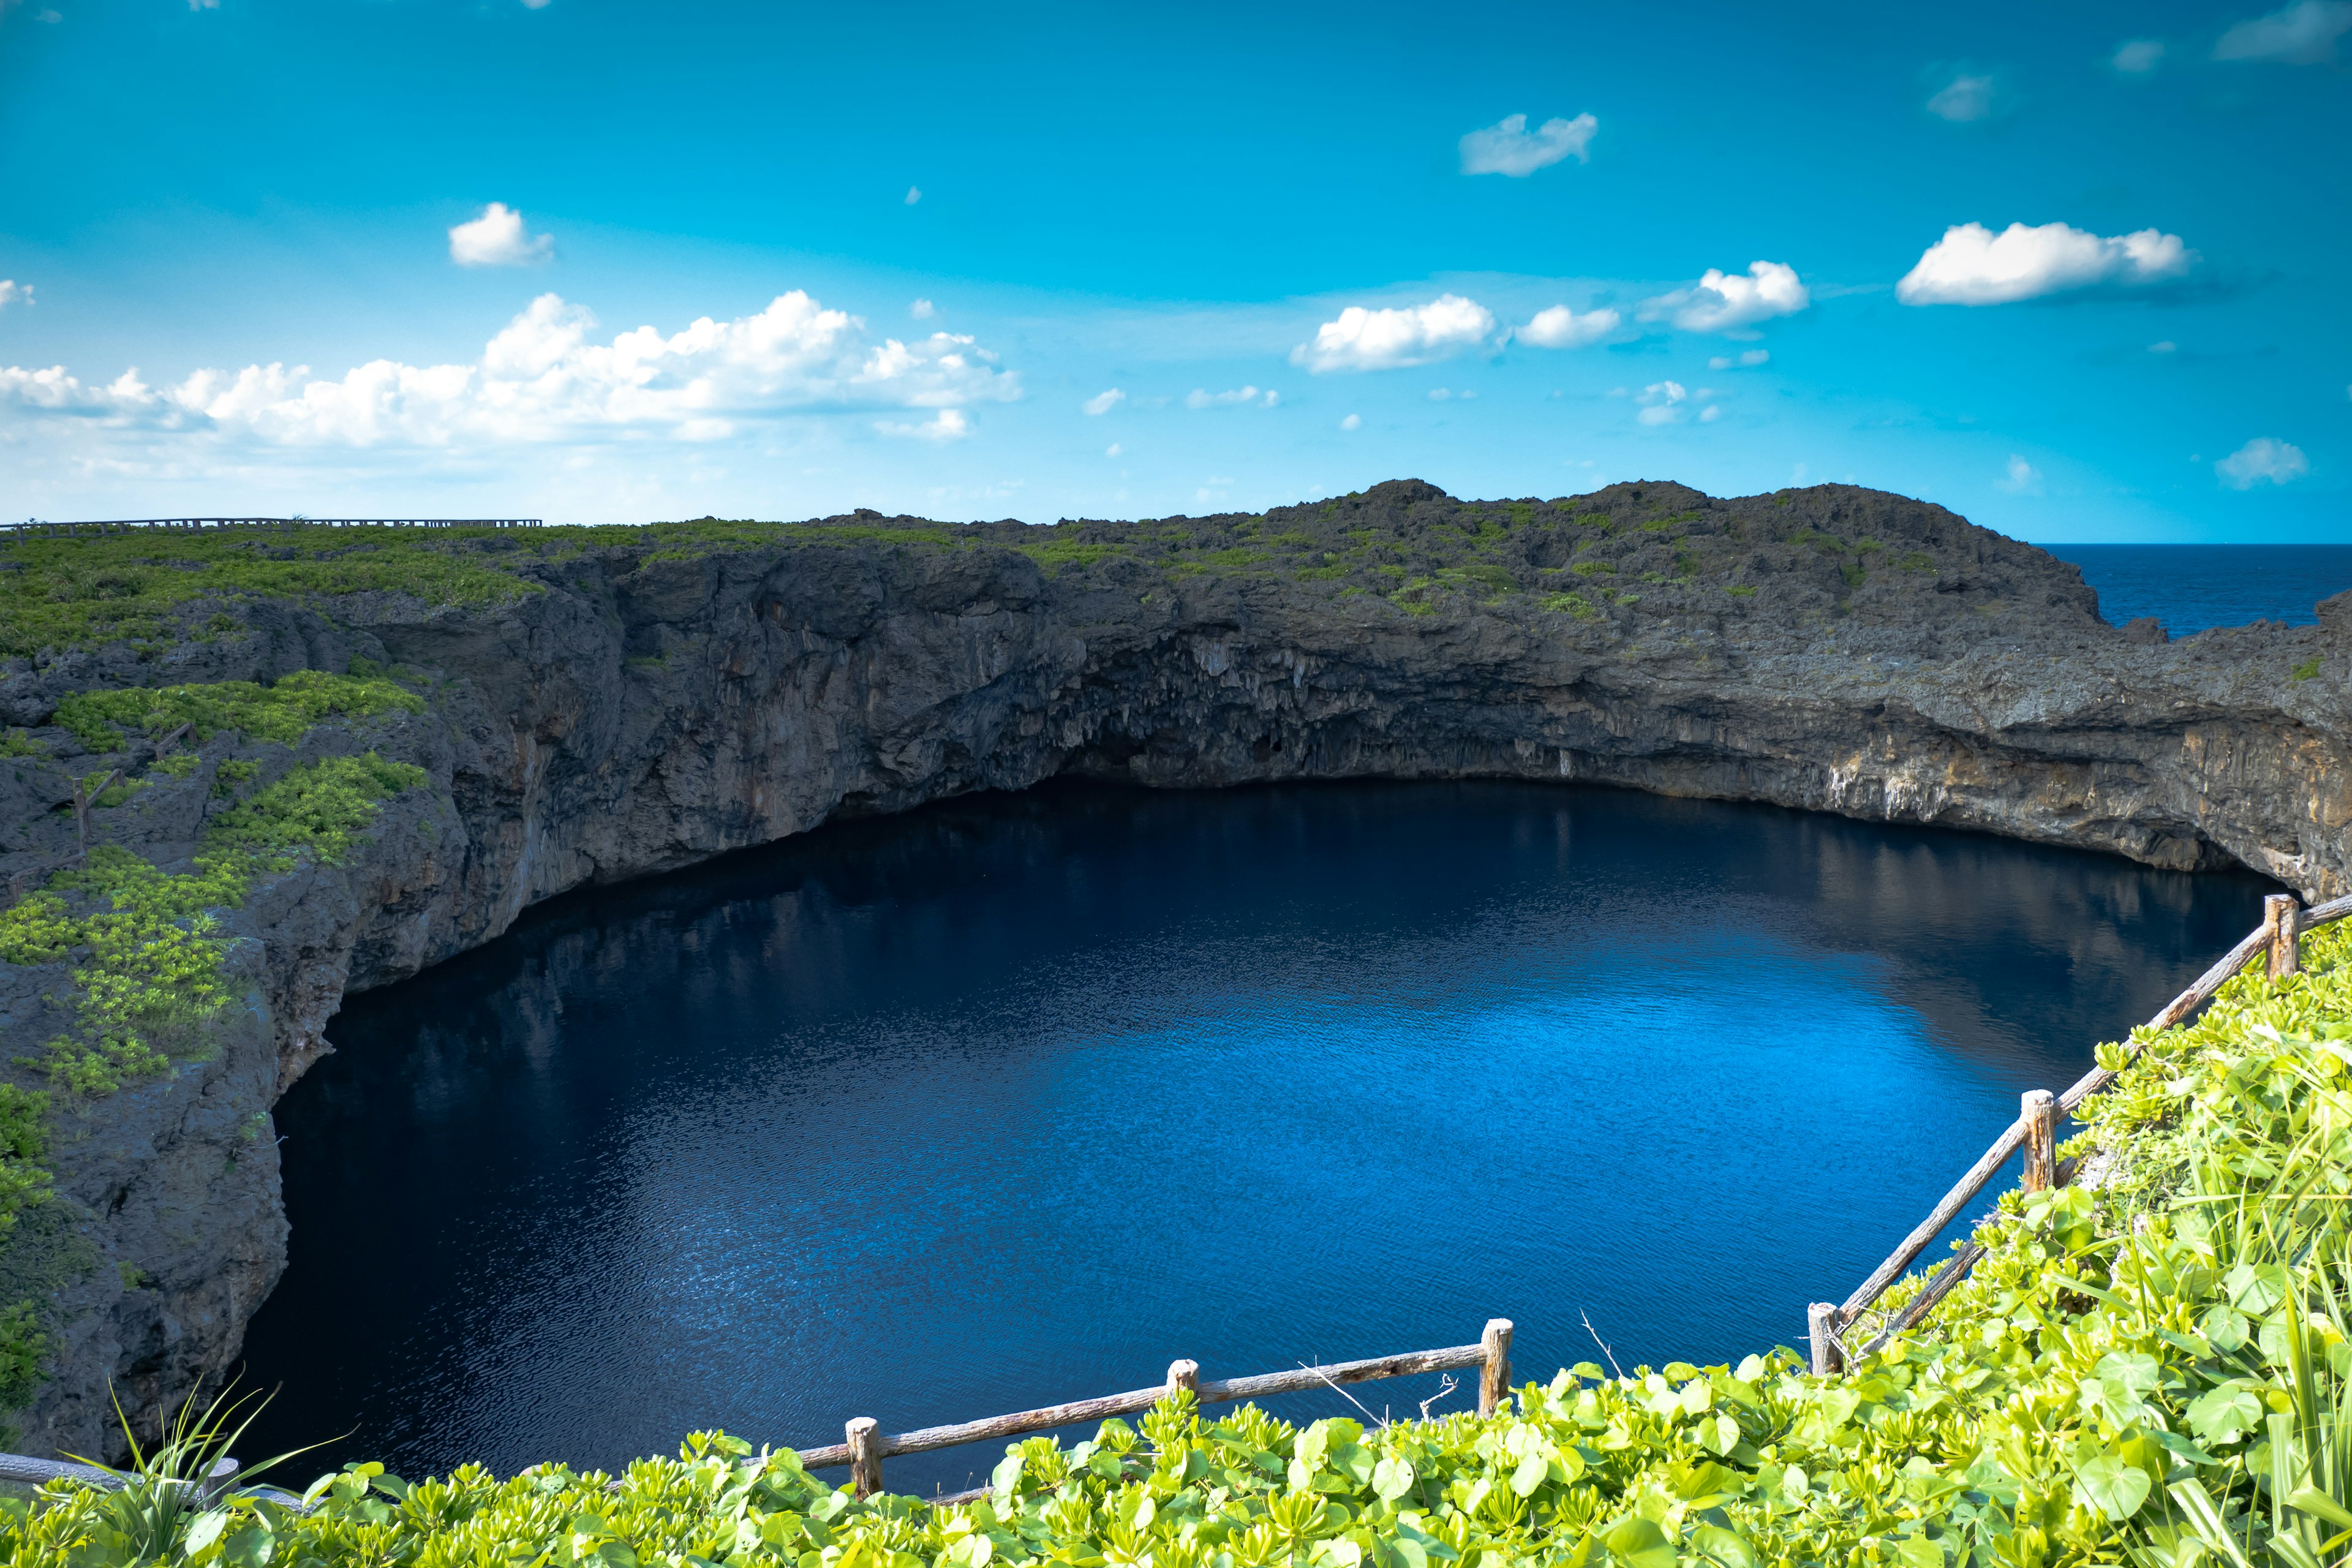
<box><xmin>1727</xmin><ymin>586</ymin><xmax>1759</xmax><ymax>598</ymax></box>
<box><xmin>53</xmin><ymin>669</ymin><xmax>423</xmax><ymax>753</ymax></box>
<box><xmin>1</xmin><ymin>752</ymin><xmax>426</xmax><ymax>1095</ymax></box>
<box><xmin>9</xmin><ymin>925</ymin><xmax>2352</xmax><ymax>1568</ymax></box>
<box><xmin>2293</xmin><ymin>659</ymin><xmax>2323</xmax><ymax>682</ymax></box>
<box><xmin>0</xmin><ymin>530</ymin><xmax>540</xmax><ymax>657</ymax></box>
<box><xmin>0</xmin><ymin>666</ymin><xmax>432</xmax><ymax>1417</ymax></box>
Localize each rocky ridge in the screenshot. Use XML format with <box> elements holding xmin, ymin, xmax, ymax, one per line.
<box><xmin>0</xmin><ymin>477</ymin><xmax>2343</xmax><ymax>1459</ymax></box>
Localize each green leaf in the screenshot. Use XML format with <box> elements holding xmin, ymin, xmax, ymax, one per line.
<box><xmin>1372</xmin><ymin>1457</ymin><xmax>1415</xmax><ymax>1502</ymax></box>
<box><xmin>2188</xmin><ymin>1385</ymin><xmax>2265</xmax><ymax>1446</ymax></box>
<box><xmin>2203</xmin><ymin>1306</ymin><xmax>2251</xmax><ymax>1354</ymax></box>
<box><xmin>1511</xmin><ymin>1449</ymin><xmax>1549</xmax><ymax>1498</ymax></box>
<box><xmin>184</xmin><ymin>1510</ymin><xmax>231</xmax><ymax>1556</ymax></box>
<box><xmin>1603</xmin><ymin>1517</ymin><xmax>1676</xmax><ymax>1568</ymax></box>
<box><xmin>2075</xmin><ymin>1453</ymin><xmax>2153</xmax><ymax>1522</ymax></box>
<box><xmin>2286</xmin><ymin>1486</ymin><xmax>2352</xmax><ymax>1532</ymax></box>
<box><xmin>1893</xmin><ymin>1536</ymin><xmax>1942</xmax><ymax>1568</ymax></box>
<box><xmin>1691</xmin><ymin>1524</ymin><xmax>1755</xmax><ymax>1568</ymax></box>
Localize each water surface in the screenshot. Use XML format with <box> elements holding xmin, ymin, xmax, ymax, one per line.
<box><xmin>239</xmin><ymin>781</ymin><xmax>2277</xmax><ymax>1491</ymax></box>
<box><xmin>2057</xmin><ymin>543</ymin><xmax>2352</xmax><ymax>636</ymax></box>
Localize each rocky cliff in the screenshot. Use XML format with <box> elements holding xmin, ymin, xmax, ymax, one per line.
<box><xmin>0</xmin><ymin>478</ymin><xmax>2343</xmax><ymax>1459</ymax></box>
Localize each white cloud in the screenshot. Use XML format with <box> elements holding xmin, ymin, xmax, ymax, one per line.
<box><xmin>1427</xmin><ymin>388</ymin><xmax>1451</xmax><ymax>401</ymax></box>
<box><xmin>1707</xmin><ymin>349</ymin><xmax>1770</xmax><ymax>370</ymax></box>
<box><xmin>1896</xmin><ymin>222</ymin><xmax>2195</xmax><ymax>305</ymax></box>
<box><xmin>1516</xmin><ymin>304</ymin><xmax>1619</xmax><ymax>349</ymax></box>
<box><xmin>1997</xmin><ymin>454</ymin><xmax>2044</xmax><ymax>494</ymax></box>
<box><xmin>2111</xmin><ymin>38</ymin><xmax>2166</xmax><ymax>71</ymax></box>
<box><xmin>2216</xmin><ymin>1</ymin><xmax>2352</xmax><ymax>62</ymax></box>
<box><xmin>35</xmin><ymin>7</ymin><xmax>61</xmax><ymax>18</ymax></box>
<box><xmin>448</xmin><ymin>202</ymin><xmax>553</xmax><ymax>268</ymax></box>
<box><xmin>521</xmin><ymin>0</ymin><xmax>551</xmax><ymax>9</ymax></box>
<box><xmin>876</xmin><ymin>408</ymin><xmax>971</xmax><ymax>441</ymax></box>
<box><xmin>1640</xmin><ymin>262</ymin><xmax>1808</xmax><ymax>336</ymax></box>
<box><xmin>2150</xmin><ymin>340</ymin><xmax>2178</xmax><ymax>353</ymax></box>
<box><xmin>1185</xmin><ymin>385</ymin><xmax>1276</xmax><ymax>408</ymax></box>
<box><xmin>1459</xmin><ymin>112</ymin><xmax>1599</xmax><ymax>176</ymax></box>
<box><xmin>1339</xmin><ymin>413</ymin><xmax>1361</xmax><ymax>431</ymax></box>
<box><xmin>1291</xmin><ymin>295</ymin><xmax>1495</xmax><ymax>372</ymax></box>
<box><xmin>1082</xmin><ymin>387</ymin><xmax>1125</xmax><ymax>415</ymax></box>
<box><xmin>1925</xmin><ymin>72</ymin><xmax>1998</xmax><ymax>121</ymax></box>
<box><xmin>1636</xmin><ymin>380</ymin><xmax>1687</xmax><ymax>424</ymax></box>
<box><xmin>1698</xmin><ymin>405</ymin><xmax>1722</xmax><ymax>423</ymax></box>
<box><xmin>0</xmin><ymin>289</ymin><xmax>1019</xmax><ymax>449</ymax></box>
<box><xmin>905</xmin><ymin>186</ymin><xmax>922</xmax><ymax>205</ymax></box>
<box><xmin>911</xmin><ymin>299</ymin><xmax>937</xmax><ymax>320</ymax></box>
<box><xmin>0</xmin><ymin>281</ymin><xmax>28</xmax><ymax>310</ymax></box>
<box><xmin>1104</xmin><ymin>442</ymin><xmax>1121</xmax><ymax>458</ymax></box>
<box><xmin>2216</xmin><ymin>437</ymin><xmax>2309</xmax><ymax>488</ymax></box>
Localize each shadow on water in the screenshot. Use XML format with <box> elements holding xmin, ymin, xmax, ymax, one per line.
<box><xmin>237</xmin><ymin>778</ymin><xmax>2278</xmax><ymax>1493</ymax></box>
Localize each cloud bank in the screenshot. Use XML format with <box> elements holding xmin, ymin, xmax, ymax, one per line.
<box><xmin>1459</xmin><ymin>113</ymin><xmax>1598</xmax><ymax>176</ymax></box>
<box><xmin>448</xmin><ymin>203</ymin><xmax>554</xmax><ymax>268</ymax></box>
<box><xmin>0</xmin><ymin>281</ymin><xmax>27</xmax><ymax>309</ymax></box>
<box><xmin>2215</xmin><ymin>1</ymin><xmax>2352</xmax><ymax>62</ymax></box>
<box><xmin>1896</xmin><ymin>222</ymin><xmax>2195</xmax><ymax>305</ymax></box>
<box><xmin>0</xmin><ymin>290</ymin><xmax>1020</xmax><ymax>449</ymax></box>
<box><xmin>2216</xmin><ymin>437</ymin><xmax>2309</xmax><ymax>488</ymax></box>
<box><xmin>1515</xmin><ymin>305</ymin><xmax>1619</xmax><ymax>349</ymax></box>
<box><xmin>1291</xmin><ymin>295</ymin><xmax>1495</xmax><ymax>372</ymax></box>
<box><xmin>1640</xmin><ymin>262</ymin><xmax>1808</xmax><ymax>336</ymax></box>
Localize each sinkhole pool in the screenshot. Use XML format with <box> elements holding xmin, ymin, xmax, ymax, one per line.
<box><xmin>237</xmin><ymin>780</ymin><xmax>2278</xmax><ymax>1492</ymax></box>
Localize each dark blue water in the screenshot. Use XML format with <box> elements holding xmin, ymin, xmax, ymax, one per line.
<box><xmin>2058</xmin><ymin>545</ymin><xmax>2352</xmax><ymax>637</ymax></box>
<box><xmin>237</xmin><ymin>780</ymin><xmax>2275</xmax><ymax>1492</ymax></box>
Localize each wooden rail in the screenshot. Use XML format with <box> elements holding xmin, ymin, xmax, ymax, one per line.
<box><xmin>1811</xmin><ymin>889</ymin><xmax>2336</xmax><ymax>1371</ymax></box>
<box><xmin>3</xmin><ymin>518</ymin><xmax>542</xmax><ymax>537</ymax></box>
<box><xmin>796</xmin><ymin>1321</ymin><xmax>1513</xmax><ymax>1499</ymax></box>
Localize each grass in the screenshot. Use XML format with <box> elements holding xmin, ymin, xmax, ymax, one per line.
<box><xmin>0</xmin><ymin>530</ymin><xmax>540</xmax><ymax>658</ymax></box>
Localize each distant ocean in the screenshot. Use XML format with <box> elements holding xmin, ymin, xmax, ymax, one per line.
<box><xmin>2055</xmin><ymin>545</ymin><xmax>2352</xmax><ymax>638</ymax></box>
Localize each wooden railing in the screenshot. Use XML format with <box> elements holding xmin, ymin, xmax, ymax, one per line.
<box><xmin>801</xmin><ymin>1320</ymin><xmax>1516</xmax><ymax>1501</ymax></box>
<box><xmin>3</xmin><ymin>518</ymin><xmax>543</xmax><ymax>538</ymax></box>
<box><xmin>1809</xmin><ymin>889</ymin><xmax>2347</xmax><ymax>1371</ymax></box>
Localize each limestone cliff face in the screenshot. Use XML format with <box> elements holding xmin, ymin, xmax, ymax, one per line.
<box><xmin>1</xmin><ymin>478</ymin><xmax>2344</xmax><ymax>1458</ymax></box>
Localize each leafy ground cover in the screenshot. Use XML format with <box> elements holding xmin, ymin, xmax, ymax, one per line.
<box><xmin>2</xmin><ymin>915</ymin><xmax>2345</xmax><ymax>1568</ymax></box>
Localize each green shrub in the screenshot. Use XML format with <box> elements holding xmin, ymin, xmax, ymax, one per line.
<box><xmin>0</xmin><ymin>531</ymin><xmax>541</xmax><ymax>657</ymax></box>
<box><xmin>2</xmin><ymin>753</ymin><xmax>428</xmax><ymax>1095</ymax></box>
<box><xmin>53</xmin><ymin>669</ymin><xmax>424</xmax><ymax>753</ymax></box>
<box><xmin>2292</xmin><ymin>658</ymin><xmax>2322</xmax><ymax>681</ymax></box>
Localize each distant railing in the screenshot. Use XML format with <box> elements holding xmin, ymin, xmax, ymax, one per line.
<box><xmin>3</xmin><ymin>518</ymin><xmax>543</xmax><ymax>538</ymax></box>
<box><xmin>1811</xmin><ymin>888</ymin><xmax>2347</xmax><ymax>1370</ymax></box>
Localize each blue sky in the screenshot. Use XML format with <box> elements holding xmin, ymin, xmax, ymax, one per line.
<box><xmin>0</xmin><ymin>0</ymin><xmax>2346</xmax><ymax>538</ymax></box>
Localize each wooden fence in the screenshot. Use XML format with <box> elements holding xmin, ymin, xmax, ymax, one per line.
<box><xmin>1809</xmin><ymin>888</ymin><xmax>2351</xmax><ymax>1373</ymax></box>
<box><xmin>799</xmin><ymin>1321</ymin><xmax>1515</xmax><ymax>1502</ymax></box>
<box><xmin>0</xmin><ymin>884</ymin><xmax>2334</xmax><ymax>1505</ymax></box>
<box><xmin>3</xmin><ymin>518</ymin><xmax>543</xmax><ymax>538</ymax></box>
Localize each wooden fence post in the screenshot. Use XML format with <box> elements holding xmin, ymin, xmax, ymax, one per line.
<box><xmin>1166</xmin><ymin>1359</ymin><xmax>1199</xmax><ymax>1395</ymax></box>
<box><xmin>2021</xmin><ymin>1090</ymin><xmax>2057</xmax><ymax>1194</ymax></box>
<box><xmin>846</xmin><ymin>1417</ymin><xmax>882</xmax><ymax>1499</ymax></box>
<box><xmin>1479</xmin><ymin>1319</ymin><xmax>1513</xmax><ymax>1417</ymax></box>
<box><xmin>1807</xmin><ymin>1303</ymin><xmax>1842</xmax><ymax>1376</ymax></box>
<box><xmin>2267</xmin><ymin>894</ymin><xmax>2302</xmax><ymax>980</ymax></box>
